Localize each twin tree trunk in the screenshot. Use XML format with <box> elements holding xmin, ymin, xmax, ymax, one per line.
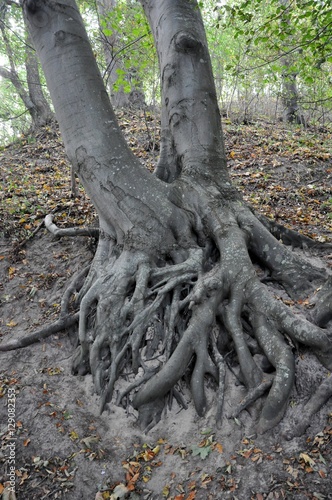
<box><xmin>22</xmin><ymin>0</ymin><xmax>332</xmax><ymax>435</ymax></box>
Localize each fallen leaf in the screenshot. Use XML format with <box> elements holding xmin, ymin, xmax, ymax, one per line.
<box><xmin>69</xmin><ymin>430</ymin><xmax>79</xmax><ymax>441</ymax></box>
<box><xmin>191</xmin><ymin>444</ymin><xmax>212</xmax><ymax>459</ymax></box>
<box><xmin>215</xmin><ymin>443</ymin><xmax>223</xmax><ymax>453</ymax></box>
<box><xmin>162</xmin><ymin>485</ymin><xmax>170</xmax><ymax>497</ymax></box>
<box><xmin>185</xmin><ymin>492</ymin><xmax>196</xmax><ymax>500</ymax></box>
<box><xmin>80</xmin><ymin>435</ymin><xmax>99</xmax><ymax>448</ymax></box>
<box><xmin>299</xmin><ymin>452</ymin><xmax>315</xmax><ymax>467</ymax></box>
<box><xmin>110</xmin><ymin>483</ymin><xmax>128</xmax><ymax>499</ymax></box>
<box><xmin>6</xmin><ymin>320</ymin><xmax>18</xmax><ymax>328</ymax></box>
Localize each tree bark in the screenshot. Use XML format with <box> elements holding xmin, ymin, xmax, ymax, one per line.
<box><xmin>279</xmin><ymin>0</ymin><xmax>305</xmax><ymax>125</ymax></box>
<box><xmin>20</xmin><ymin>0</ymin><xmax>332</xmax><ymax>436</ymax></box>
<box><xmin>0</xmin><ymin>13</ymin><xmax>53</xmax><ymax>129</ymax></box>
<box><xmin>24</xmin><ymin>30</ymin><xmax>54</xmax><ymax>128</ymax></box>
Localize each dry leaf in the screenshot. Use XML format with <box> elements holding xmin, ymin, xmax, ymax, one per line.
<box><xmin>110</xmin><ymin>483</ymin><xmax>128</xmax><ymax>499</ymax></box>
<box><xmin>6</xmin><ymin>320</ymin><xmax>18</xmax><ymax>328</ymax></box>
<box><xmin>215</xmin><ymin>442</ymin><xmax>223</xmax><ymax>453</ymax></box>
<box><xmin>299</xmin><ymin>452</ymin><xmax>315</xmax><ymax>467</ymax></box>
<box><xmin>185</xmin><ymin>492</ymin><xmax>196</xmax><ymax>500</ymax></box>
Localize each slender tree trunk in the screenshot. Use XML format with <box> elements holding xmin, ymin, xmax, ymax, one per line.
<box><xmin>25</xmin><ymin>31</ymin><xmax>54</xmax><ymax>128</ymax></box>
<box><xmin>279</xmin><ymin>0</ymin><xmax>305</xmax><ymax>125</ymax></box>
<box><xmin>0</xmin><ymin>19</ymin><xmax>53</xmax><ymax>129</ymax></box>
<box><xmin>21</xmin><ymin>0</ymin><xmax>332</xmax><ymax>437</ymax></box>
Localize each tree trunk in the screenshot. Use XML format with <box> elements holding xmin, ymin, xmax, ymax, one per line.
<box><xmin>279</xmin><ymin>0</ymin><xmax>305</xmax><ymax>125</ymax></box>
<box><xmin>21</xmin><ymin>0</ymin><xmax>332</xmax><ymax>436</ymax></box>
<box><xmin>281</xmin><ymin>56</ymin><xmax>305</xmax><ymax>125</ymax></box>
<box><xmin>25</xmin><ymin>31</ymin><xmax>54</xmax><ymax>128</ymax></box>
<box><xmin>0</xmin><ymin>17</ymin><xmax>53</xmax><ymax>129</ymax></box>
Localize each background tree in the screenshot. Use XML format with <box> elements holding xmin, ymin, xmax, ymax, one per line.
<box><xmin>217</xmin><ymin>0</ymin><xmax>332</xmax><ymax>124</ymax></box>
<box><xmin>3</xmin><ymin>0</ymin><xmax>331</xmax><ymax>437</ymax></box>
<box><xmin>96</xmin><ymin>0</ymin><xmax>149</xmax><ymax>108</ymax></box>
<box><xmin>0</xmin><ymin>0</ymin><xmax>53</xmax><ymax>136</ymax></box>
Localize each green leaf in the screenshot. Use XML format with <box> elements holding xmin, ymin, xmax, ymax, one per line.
<box><xmin>191</xmin><ymin>444</ymin><xmax>212</xmax><ymax>459</ymax></box>
<box><xmin>102</xmin><ymin>28</ymin><xmax>113</xmax><ymax>37</ymax></box>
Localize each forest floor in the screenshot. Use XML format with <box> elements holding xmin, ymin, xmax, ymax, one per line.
<box><xmin>0</xmin><ymin>111</ymin><xmax>332</xmax><ymax>500</ymax></box>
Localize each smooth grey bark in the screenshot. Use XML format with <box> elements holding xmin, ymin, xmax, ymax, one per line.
<box><xmin>19</xmin><ymin>0</ymin><xmax>332</xmax><ymax>437</ymax></box>
<box><xmin>24</xmin><ymin>30</ymin><xmax>54</xmax><ymax>127</ymax></box>
<box><xmin>281</xmin><ymin>56</ymin><xmax>305</xmax><ymax>125</ymax></box>
<box><xmin>279</xmin><ymin>0</ymin><xmax>305</xmax><ymax>125</ymax></box>
<box><xmin>0</xmin><ymin>12</ymin><xmax>53</xmax><ymax>128</ymax></box>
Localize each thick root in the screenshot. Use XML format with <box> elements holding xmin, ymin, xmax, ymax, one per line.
<box><xmin>0</xmin><ymin>312</ymin><xmax>79</xmax><ymax>351</ymax></box>
<box><xmin>3</xmin><ymin>201</ymin><xmax>331</xmax><ymax>438</ymax></box>
<box><xmin>67</xmin><ymin>200</ymin><xmax>332</xmax><ymax>435</ymax></box>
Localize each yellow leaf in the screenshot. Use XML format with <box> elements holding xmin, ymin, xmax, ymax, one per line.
<box><xmin>8</xmin><ymin>267</ymin><xmax>16</xmax><ymax>278</ymax></box>
<box><xmin>6</xmin><ymin>320</ymin><xmax>18</xmax><ymax>328</ymax></box>
<box><xmin>69</xmin><ymin>430</ymin><xmax>79</xmax><ymax>441</ymax></box>
<box><xmin>162</xmin><ymin>485</ymin><xmax>170</xmax><ymax>497</ymax></box>
<box><xmin>299</xmin><ymin>453</ymin><xmax>315</xmax><ymax>467</ymax></box>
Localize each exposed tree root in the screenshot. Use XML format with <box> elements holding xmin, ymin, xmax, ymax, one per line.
<box><xmin>2</xmin><ymin>201</ymin><xmax>331</xmax><ymax>437</ymax></box>
<box><xmin>0</xmin><ymin>265</ymin><xmax>89</xmax><ymax>351</ymax></box>
<box><xmin>257</xmin><ymin>213</ymin><xmax>332</xmax><ymax>250</ymax></box>
<box><xmin>283</xmin><ymin>375</ymin><xmax>332</xmax><ymax>439</ymax></box>
<box><xmin>0</xmin><ymin>312</ymin><xmax>79</xmax><ymax>351</ymax></box>
<box><xmin>66</xmin><ymin>197</ymin><xmax>332</xmax><ymax>434</ymax></box>
<box><xmin>45</xmin><ymin>214</ymin><xmax>99</xmax><ymax>239</ymax></box>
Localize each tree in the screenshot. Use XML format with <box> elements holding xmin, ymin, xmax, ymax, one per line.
<box><xmin>0</xmin><ymin>0</ymin><xmax>53</xmax><ymax>131</ymax></box>
<box><xmin>96</xmin><ymin>0</ymin><xmax>146</xmax><ymax>108</ymax></box>
<box><xmin>3</xmin><ymin>0</ymin><xmax>331</xmax><ymax>437</ymax></box>
<box><xmin>279</xmin><ymin>0</ymin><xmax>304</xmax><ymax>125</ymax></box>
<box><xmin>217</xmin><ymin>0</ymin><xmax>332</xmax><ymax>124</ymax></box>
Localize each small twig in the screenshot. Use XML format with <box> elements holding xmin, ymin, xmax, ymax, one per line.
<box><xmin>40</xmin><ymin>487</ymin><xmax>63</xmax><ymax>500</ymax></box>
<box><xmin>13</xmin><ymin>217</ymin><xmax>45</xmax><ymax>252</ymax></box>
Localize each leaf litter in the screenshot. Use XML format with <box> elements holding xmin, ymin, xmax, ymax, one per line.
<box><xmin>0</xmin><ymin>111</ymin><xmax>332</xmax><ymax>499</ymax></box>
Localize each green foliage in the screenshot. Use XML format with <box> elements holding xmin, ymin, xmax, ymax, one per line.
<box><xmin>0</xmin><ymin>0</ymin><xmax>332</xmax><ymax>143</ymax></box>
<box><xmin>208</xmin><ymin>0</ymin><xmax>332</xmax><ymax>121</ymax></box>
<box><xmin>99</xmin><ymin>0</ymin><xmax>157</xmax><ymax>101</ymax></box>
<box><xmin>0</xmin><ymin>3</ymin><xmax>32</xmax><ymax>143</ymax></box>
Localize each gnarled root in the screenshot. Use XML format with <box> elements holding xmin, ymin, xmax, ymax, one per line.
<box><xmin>67</xmin><ymin>199</ymin><xmax>332</xmax><ymax>435</ymax></box>
<box><xmin>2</xmin><ymin>201</ymin><xmax>331</xmax><ymax>437</ymax></box>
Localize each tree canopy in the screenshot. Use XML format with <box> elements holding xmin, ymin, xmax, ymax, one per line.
<box><xmin>0</xmin><ymin>0</ymin><xmax>332</xmax><ymax>142</ymax></box>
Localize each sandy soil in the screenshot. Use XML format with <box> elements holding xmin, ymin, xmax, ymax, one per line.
<box><xmin>1</xmin><ymin>121</ymin><xmax>332</xmax><ymax>499</ymax></box>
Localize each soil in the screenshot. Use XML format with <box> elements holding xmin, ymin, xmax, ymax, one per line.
<box><xmin>0</xmin><ymin>114</ymin><xmax>332</xmax><ymax>500</ymax></box>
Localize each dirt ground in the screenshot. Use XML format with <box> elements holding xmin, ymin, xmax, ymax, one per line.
<box><xmin>1</xmin><ymin>117</ymin><xmax>332</xmax><ymax>499</ymax></box>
